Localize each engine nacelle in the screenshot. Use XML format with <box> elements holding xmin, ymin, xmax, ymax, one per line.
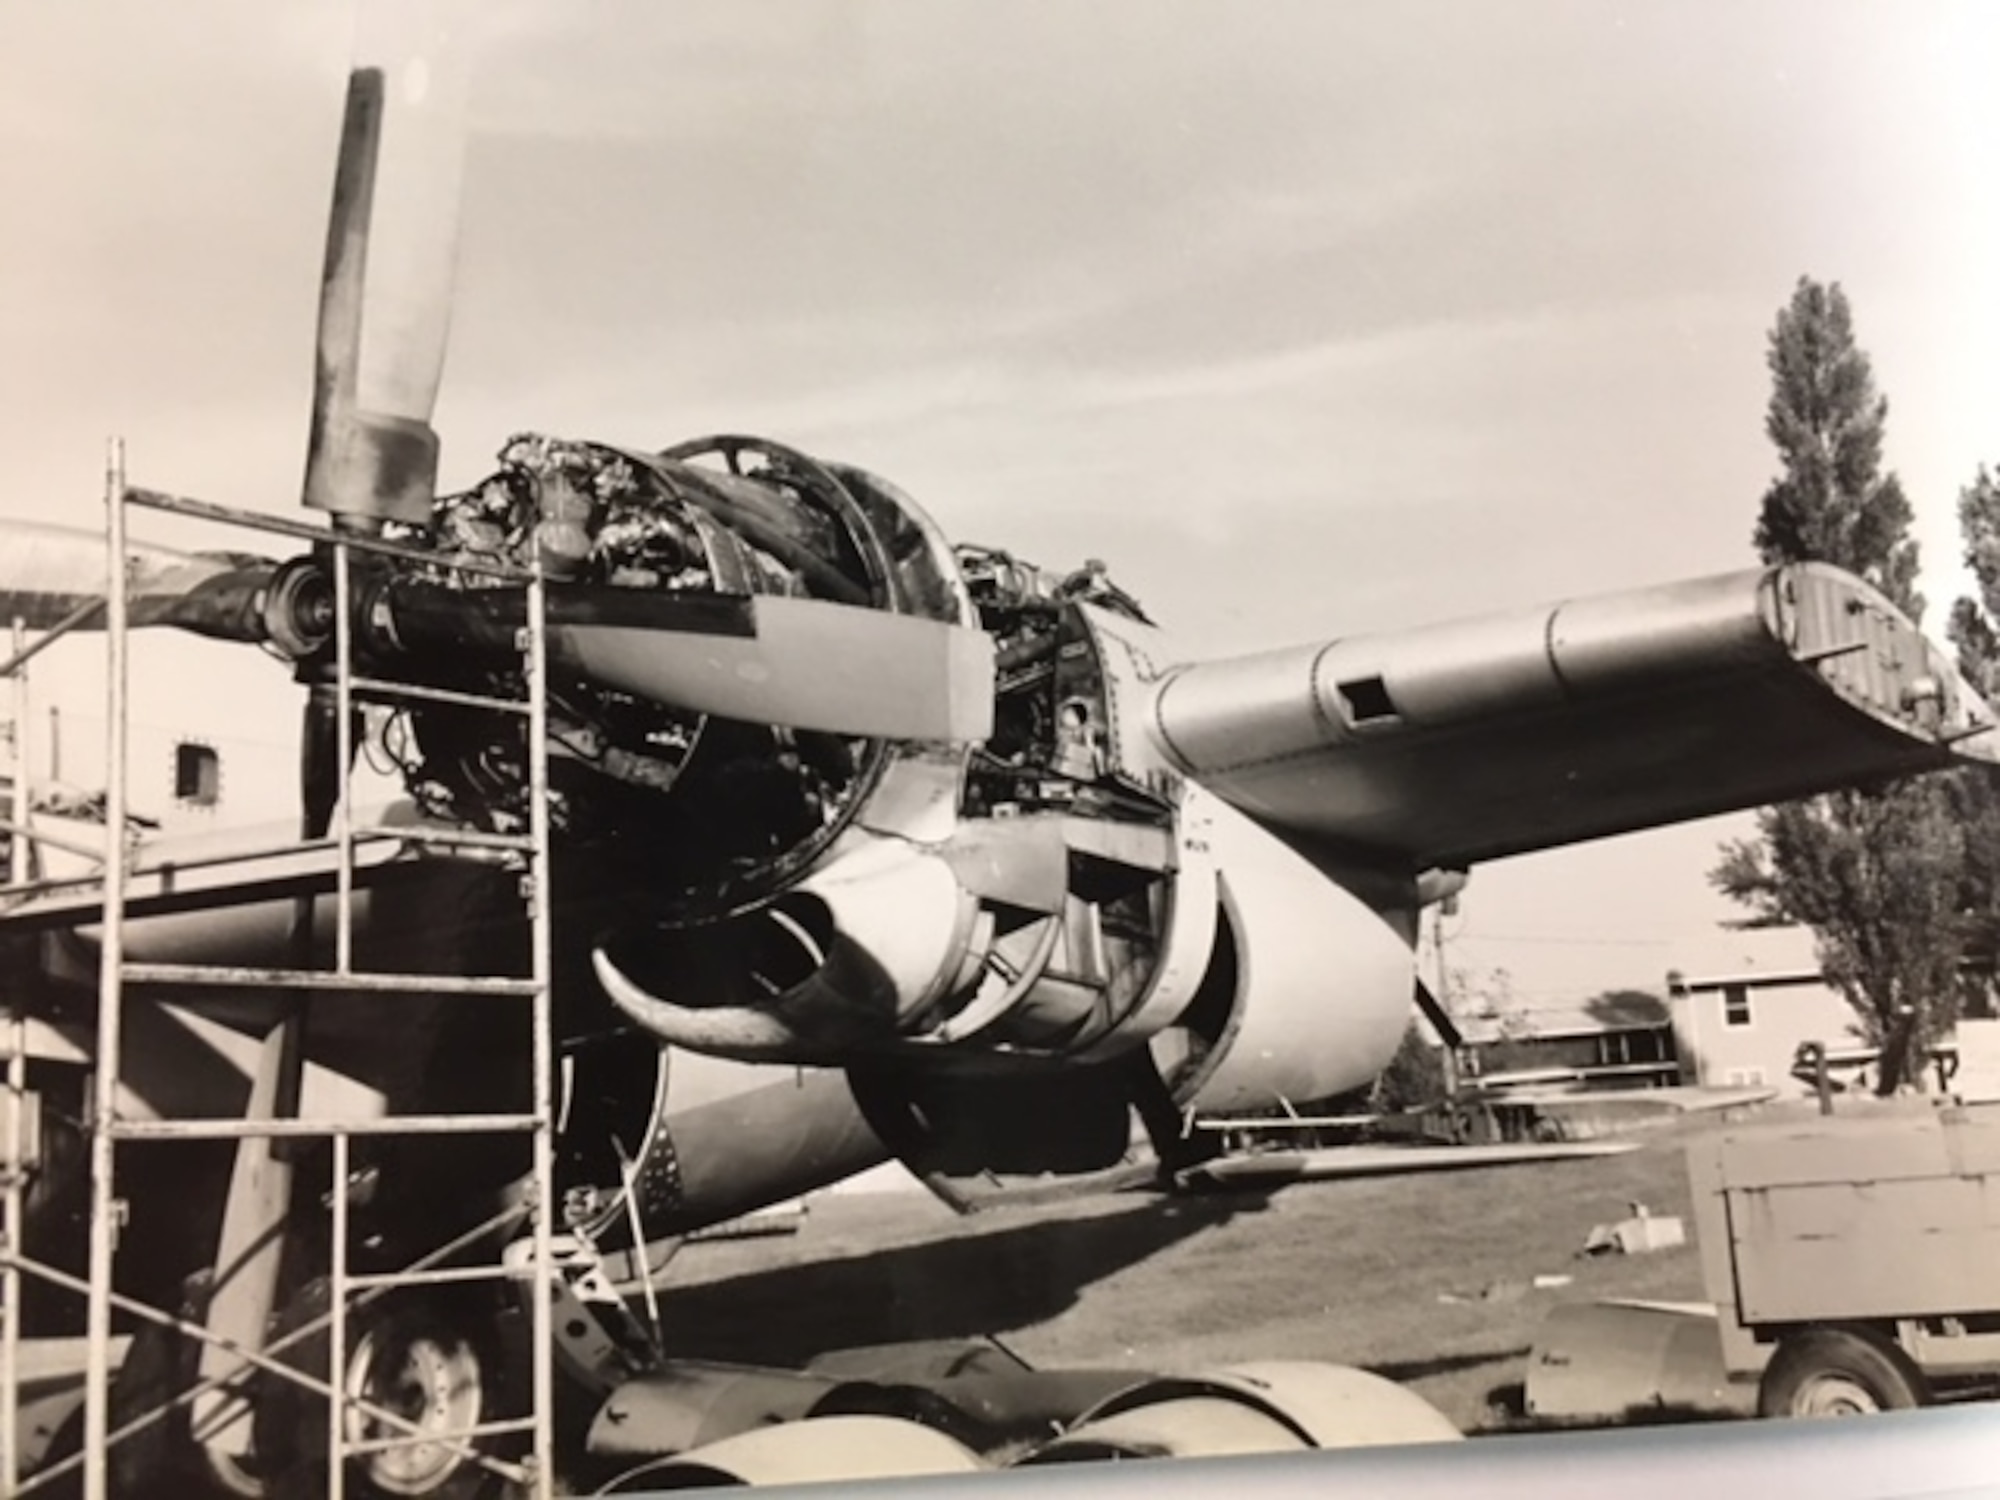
<box><xmin>591</xmin><ymin>794</ymin><xmax>1221</xmax><ymax>1075</ymax></box>
<box><xmin>588</xmin><ymin>542</ymin><xmax>1226</xmax><ymax>1078</ymax></box>
<box><xmin>400</xmin><ymin>431</ymin><xmax>1416</xmax><ymax>1182</ymax></box>
<box><xmin>844</xmin><ymin>799</ymin><xmax>1417</xmax><ymax>1192</ymax></box>
<box><xmin>1175</xmin><ymin>798</ymin><xmax>1415</xmax><ymax>1114</ymax></box>
<box><xmin>555</xmin><ymin>1040</ymin><xmax>889</xmax><ymax>1252</ymax></box>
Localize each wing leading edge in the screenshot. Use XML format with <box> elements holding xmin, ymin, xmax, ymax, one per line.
<box><xmin>1149</xmin><ymin>563</ymin><xmax>1999</xmax><ymax>871</ymax></box>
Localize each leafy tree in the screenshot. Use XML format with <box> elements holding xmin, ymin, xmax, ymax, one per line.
<box><xmin>1373</xmin><ymin>1022</ymin><xmax>1450</xmax><ymax>1112</ymax></box>
<box><xmin>1751</xmin><ymin>277</ymin><xmax>1922</xmax><ymax>618</ymax></box>
<box><xmin>1446</xmin><ymin>961</ymin><xmax>1520</xmax><ymax>1031</ymax></box>
<box><xmin>1713</xmin><ymin>782</ymin><xmax>1965</xmax><ymax>1087</ymax></box>
<box><xmin>1944</xmin><ymin>466</ymin><xmax>2000</xmax><ymax>1012</ymax></box>
<box><xmin>1580</xmin><ymin>989</ymin><xmax>1670</xmax><ymax>1029</ymax></box>
<box><xmin>1949</xmin><ymin>465</ymin><xmax>2000</xmax><ymax>674</ymax></box>
<box><xmin>1712</xmin><ymin>277</ymin><xmax>1962</xmax><ymax>1092</ymax></box>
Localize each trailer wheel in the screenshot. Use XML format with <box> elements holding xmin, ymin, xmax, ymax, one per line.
<box><xmin>1758</xmin><ymin>1328</ymin><xmax>1925</xmax><ymax>1418</ymax></box>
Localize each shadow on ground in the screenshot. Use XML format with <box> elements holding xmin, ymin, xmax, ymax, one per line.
<box><xmin>1481</xmin><ymin>1378</ymin><xmax>1750</xmax><ymax>1435</ymax></box>
<box><xmin>1369</xmin><ymin>1347</ymin><xmax>1530</xmax><ymax>1384</ymax></box>
<box><xmin>662</xmin><ymin>1188</ymin><xmax>1275</xmax><ymax>1366</ymax></box>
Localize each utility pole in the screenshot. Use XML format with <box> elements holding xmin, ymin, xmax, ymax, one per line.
<box><xmin>1431</xmin><ymin>899</ymin><xmax>1460</xmax><ymax>1099</ymax></box>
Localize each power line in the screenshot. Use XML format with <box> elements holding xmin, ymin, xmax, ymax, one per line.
<box><xmin>1452</xmin><ymin>930</ymin><xmax>1676</xmax><ymax>948</ymax></box>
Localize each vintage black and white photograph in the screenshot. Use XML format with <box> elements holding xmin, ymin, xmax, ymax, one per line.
<box><xmin>1</xmin><ymin>2</ymin><xmax>1996</xmax><ymax>1496</ymax></box>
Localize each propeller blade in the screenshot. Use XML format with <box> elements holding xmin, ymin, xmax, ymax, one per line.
<box><xmin>304</xmin><ymin>1</ymin><xmax>470</xmax><ymax>525</ymax></box>
<box><xmin>0</xmin><ymin>520</ymin><xmax>276</xmax><ymax>642</ymax></box>
<box><xmin>551</xmin><ymin>595</ymin><xmax>996</xmax><ymax>743</ymax></box>
<box><xmin>297</xmin><ymin>685</ymin><xmax>347</xmax><ymax>841</ymax></box>
<box><xmin>0</xmin><ymin>519</ymin><xmax>993</xmax><ymax>740</ymax></box>
<box><xmin>371</xmin><ymin>580</ymin><xmax>996</xmax><ymax>742</ymax></box>
<box><xmin>190</xmin><ymin>1015</ymin><xmax>305</xmax><ymax>1472</ymax></box>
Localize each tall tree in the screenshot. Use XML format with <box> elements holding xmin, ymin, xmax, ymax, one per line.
<box><xmin>1950</xmin><ymin>466</ymin><xmax>2000</xmax><ymax>684</ymax></box>
<box><xmin>1711</xmin><ymin>278</ymin><xmax>1961</xmax><ymax>1092</ymax></box>
<box><xmin>1751</xmin><ymin>277</ymin><xmax>1923</xmax><ymax>619</ymax></box>
<box><xmin>1944</xmin><ymin>466</ymin><xmax>2000</xmax><ymax>1009</ymax></box>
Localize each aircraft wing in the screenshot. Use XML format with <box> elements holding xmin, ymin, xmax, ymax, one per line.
<box><xmin>1148</xmin><ymin>562</ymin><xmax>1998</xmax><ymax>872</ymax></box>
<box><xmin>1175</xmin><ymin>1140</ymin><xmax>1640</xmax><ymax>1189</ymax></box>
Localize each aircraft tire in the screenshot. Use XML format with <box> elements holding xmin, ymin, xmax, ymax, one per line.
<box><xmin>253</xmin><ymin>1280</ymin><xmax>524</xmax><ymax>1500</ymax></box>
<box><xmin>1757</xmin><ymin>1326</ymin><xmax>1926</xmax><ymax>1418</ymax></box>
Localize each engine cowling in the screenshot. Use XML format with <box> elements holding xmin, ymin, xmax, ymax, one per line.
<box><xmin>554</xmin><ymin>1039</ymin><xmax>890</xmax><ymax>1253</ymax></box>
<box><xmin>578</xmin><ymin>504</ymin><xmax>1229</xmax><ymax>1079</ymax></box>
<box><xmin>842</xmin><ymin>798</ymin><xmax>1419</xmax><ymax>1191</ymax></box>
<box><xmin>1176</xmin><ymin>799</ymin><xmax>1415</xmax><ymax>1114</ymax></box>
<box><xmin>590</xmin><ymin>787</ymin><xmax>1222</xmax><ymax>1074</ymax></box>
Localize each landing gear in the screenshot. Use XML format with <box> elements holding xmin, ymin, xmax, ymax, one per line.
<box><xmin>1757</xmin><ymin>1327</ymin><xmax>1926</xmax><ymax>1418</ymax></box>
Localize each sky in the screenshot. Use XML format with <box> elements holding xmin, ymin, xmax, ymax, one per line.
<box><xmin>1</xmin><ymin>0</ymin><xmax>1996</xmax><ymax>1008</ymax></box>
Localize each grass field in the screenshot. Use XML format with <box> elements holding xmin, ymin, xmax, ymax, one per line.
<box><xmin>655</xmin><ymin>1112</ymin><xmax>1749</xmax><ymax>1437</ymax></box>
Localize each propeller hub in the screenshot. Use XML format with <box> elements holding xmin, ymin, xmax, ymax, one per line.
<box><xmin>260</xmin><ymin>556</ymin><xmax>338</xmax><ymax>660</ymax></box>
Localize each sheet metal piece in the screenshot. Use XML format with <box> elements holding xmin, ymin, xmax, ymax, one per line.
<box><xmin>586</xmin><ymin>1362</ymin><xmax>841</xmax><ymax>1459</ymax></box>
<box><xmin>594</xmin><ymin>1414</ymin><xmax>983</xmax><ymax>1491</ymax></box>
<box><xmin>1024</xmin><ymin>1362</ymin><xmax>1460</xmax><ymax>1462</ymax></box>
<box><xmin>1526</xmin><ymin>1300</ymin><xmax>1759</xmax><ymax>1424</ymax></box>
<box><xmin>1176</xmin><ymin>1139</ymin><xmax>1639</xmax><ymax>1189</ymax></box>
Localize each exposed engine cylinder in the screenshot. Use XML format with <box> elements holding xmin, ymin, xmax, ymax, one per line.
<box><xmin>374</xmin><ymin>433</ymin><xmax>973</xmax><ymax>920</ymax></box>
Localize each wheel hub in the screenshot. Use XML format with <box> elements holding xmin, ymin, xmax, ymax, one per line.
<box><xmin>1793</xmin><ymin>1372</ymin><xmax>1881</xmax><ymax>1417</ymax></box>
<box><xmin>344</xmin><ymin>1327</ymin><xmax>486</xmax><ymax>1495</ymax></box>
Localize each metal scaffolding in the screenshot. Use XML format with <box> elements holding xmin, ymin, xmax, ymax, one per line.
<box><xmin>1</xmin><ymin>617</ymin><xmax>40</xmax><ymax>1500</ymax></box>
<box><xmin>0</xmin><ymin>444</ymin><xmax>561</xmax><ymax>1498</ymax></box>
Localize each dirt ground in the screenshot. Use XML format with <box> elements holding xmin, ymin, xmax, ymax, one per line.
<box><xmin>655</xmin><ymin>1110</ymin><xmax>1756</xmax><ymax>1437</ymax></box>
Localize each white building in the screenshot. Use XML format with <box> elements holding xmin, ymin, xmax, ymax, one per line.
<box><xmin>1667</xmin><ymin>926</ymin><xmax>1939</xmax><ymax>1095</ymax></box>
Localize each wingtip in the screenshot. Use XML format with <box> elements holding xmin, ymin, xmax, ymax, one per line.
<box><xmin>1775</xmin><ymin>564</ymin><xmax>2000</xmax><ymax>772</ymax></box>
<box><xmin>1940</xmin><ymin>717</ymin><xmax>2000</xmax><ymax>766</ymax></box>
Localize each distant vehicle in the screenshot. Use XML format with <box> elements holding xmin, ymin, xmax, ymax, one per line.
<box><xmin>1528</xmin><ymin>1099</ymin><xmax>2000</xmax><ymax>1426</ymax></box>
<box><xmin>1690</xmin><ymin>1100</ymin><xmax>2000</xmax><ymax>1417</ymax></box>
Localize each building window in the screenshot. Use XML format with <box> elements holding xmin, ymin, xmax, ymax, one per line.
<box><xmin>1722</xmin><ymin>984</ymin><xmax>1753</xmax><ymax>1029</ymax></box>
<box><xmin>173</xmin><ymin>742</ymin><xmax>220</xmax><ymax>807</ymax></box>
<box><xmin>1725</xmin><ymin>1066</ymin><xmax>1767</xmax><ymax>1087</ymax></box>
